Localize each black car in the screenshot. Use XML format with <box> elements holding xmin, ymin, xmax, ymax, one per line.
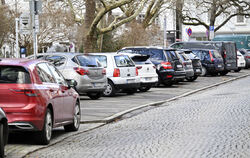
<box><xmin>118</xmin><ymin>47</ymin><xmax>186</xmax><ymax>86</ymax></box>
<box><xmin>181</xmin><ymin>50</ymin><xmax>202</xmax><ymax>81</ymax></box>
<box><xmin>169</xmin><ymin>41</ymin><xmax>237</xmax><ymax>75</ymax></box>
<box><xmin>0</xmin><ymin>107</ymin><xmax>8</xmax><ymax>158</ymax></box>
<box><xmin>191</xmin><ymin>49</ymin><xmax>224</xmax><ymax>76</ymax></box>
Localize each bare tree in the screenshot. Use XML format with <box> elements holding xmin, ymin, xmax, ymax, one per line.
<box><xmin>181</xmin><ymin>0</ymin><xmax>250</xmax><ymax>32</ymax></box>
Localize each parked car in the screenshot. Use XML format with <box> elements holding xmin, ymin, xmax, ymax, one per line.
<box><xmin>118</xmin><ymin>46</ymin><xmax>186</xmax><ymax>86</ymax></box>
<box><xmin>90</xmin><ymin>53</ymin><xmax>140</xmax><ymax>96</ymax></box>
<box><xmin>235</xmin><ymin>51</ymin><xmax>246</xmax><ymax>72</ymax></box>
<box><xmin>120</xmin><ymin>53</ymin><xmax>158</xmax><ymax>92</ymax></box>
<box><xmin>191</xmin><ymin>49</ymin><xmax>225</xmax><ymax>76</ymax></box>
<box><xmin>28</xmin><ymin>53</ymin><xmax>107</xmax><ymax>100</ymax></box>
<box><xmin>176</xmin><ymin>51</ymin><xmax>195</xmax><ymax>82</ymax></box>
<box><xmin>182</xmin><ymin>50</ymin><xmax>202</xmax><ymax>81</ymax></box>
<box><xmin>238</xmin><ymin>48</ymin><xmax>250</xmax><ymax>68</ymax></box>
<box><xmin>169</xmin><ymin>41</ymin><xmax>238</xmax><ymax>75</ymax></box>
<box><xmin>0</xmin><ymin>58</ymin><xmax>81</xmax><ymax>145</ymax></box>
<box><xmin>0</xmin><ymin>107</ymin><xmax>8</xmax><ymax>158</ymax></box>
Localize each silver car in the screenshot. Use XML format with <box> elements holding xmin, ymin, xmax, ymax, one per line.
<box><xmin>28</xmin><ymin>53</ymin><xmax>107</xmax><ymax>99</ymax></box>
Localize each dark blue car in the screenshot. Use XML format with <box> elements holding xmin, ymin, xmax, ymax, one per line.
<box><xmin>191</xmin><ymin>49</ymin><xmax>224</xmax><ymax>76</ymax></box>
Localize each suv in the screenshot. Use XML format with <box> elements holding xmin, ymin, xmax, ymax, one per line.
<box><xmin>169</xmin><ymin>41</ymin><xmax>237</xmax><ymax>75</ymax></box>
<box><xmin>182</xmin><ymin>50</ymin><xmax>202</xmax><ymax>81</ymax></box>
<box><xmin>121</xmin><ymin>53</ymin><xmax>158</xmax><ymax>92</ymax></box>
<box><xmin>118</xmin><ymin>47</ymin><xmax>186</xmax><ymax>86</ymax></box>
<box><xmin>90</xmin><ymin>53</ymin><xmax>140</xmax><ymax>96</ymax></box>
<box><xmin>191</xmin><ymin>49</ymin><xmax>224</xmax><ymax>76</ymax></box>
<box><xmin>176</xmin><ymin>51</ymin><xmax>195</xmax><ymax>81</ymax></box>
<box><xmin>28</xmin><ymin>53</ymin><xmax>107</xmax><ymax>100</ymax></box>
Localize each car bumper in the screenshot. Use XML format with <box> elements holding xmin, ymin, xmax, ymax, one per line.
<box><xmin>184</xmin><ymin>69</ymin><xmax>195</xmax><ymax>77</ymax></box>
<box><xmin>193</xmin><ymin>67</ymin><xmax>202</xmax><ymax>76</ymax></box>
<box><xmin>206</xmin><ymin>64</ymin><xmax>224</xmax><ymax>72</ymax></box>
<box><xmin>115</xmin><ymin>83</ymin><xmax>141</xmax><ymax>89</ymax></box>
<box><xmin>76</xmin><ymin>82</ymin><xmax>107</xmax><ymax>94</ymax></box>
<box><xmin>139</xmin><ymin>76</ymin><xmax>158</xmax><ymax>84</ymax></box>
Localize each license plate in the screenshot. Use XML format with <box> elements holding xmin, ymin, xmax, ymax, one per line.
<box><xmin>145</xmin><ymin>77</ymin><xmax>152</xmax><ymax>81</ymax></box>
<box><xmin>127</xmin><ymin>79</ymin><xmax>135</xmax><ymax>84</ymax></box>
<box><xmin>93</xmin><ymin>83</ymin><xmax>102</xmax><ymax>87</ymax></box>
<box><xmin>218</xmin><ymin>65</ymin><xmax>222</xmax><ymax>68</ymax></box>
<box><xmin>227</xmin><ymin>64</ymin><xmax>231</xmax><ymax>66</ymax></box>
<box><xmin>196</xmin><ymin>69</ymin><xmax>201</xmax><ymax>72</ymax></box>
<box><xmin>177</xmin><ymin>65</ymin><xmax>182</xmax><ymax>68</ymax></box>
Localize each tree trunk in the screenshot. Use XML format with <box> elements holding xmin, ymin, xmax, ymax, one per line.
<box><xmin>84</xmin><ymin>0</ymin><xmax>97</xmax><ymax>53</ymax></box>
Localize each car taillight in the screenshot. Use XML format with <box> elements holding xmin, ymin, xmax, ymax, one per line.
<box><xmin>74</xmin><ymin>67</ymin><xmax>89</xmax><ymax>76</ymax></box>
<box><xmin>161</xmin><ymin>62</ymin><xmax>173</xmax><ymax>69</ymax></box>
<box><xmin>136</xmin><ymin>67</ymin><xmax>139</xmax><ymax>76</ymax></box>
<box><xmin>9</xmin><ymin>89</ymin><xmax>38</xmax><ymax>97</ymax></box>
<box><xmin>246</xmin><ymin>56</ymin><xmax>250</xmax><ymax>59</ymax></box>
<box><xmin>113</xmin><ymin>68</ymin><xmax>120</xmax><ymax>77</ymax></box>
<box><xmin>102</xmin><ymin>68</ymin><xmax>106</xmax><ymax>75</ymax></box>
<box><xmin>136</xmin><ymin>66</ymin><xmax>142</xmax><ymax>69</ymax></box>
<box><xmin>224</xmin><ymin>50</ymin><xmax>227</xmax><ymax>58</ymax></box>
<box><xmin>209</xmin><ymin>51</ymin><xmax>214</xmax><ymax>62</ymax></box>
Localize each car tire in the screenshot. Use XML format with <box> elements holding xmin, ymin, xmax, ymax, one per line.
<box><xmin>0</xmin><ymin>124</ymin><xmax>4</xmax><ymax>158</ymax></box>
<box><xmin>138</xmin><ymin>86</ymin><xmax>151</xmax><ymax>92</ymax></box>
<box><xmin>234</xmin><ymin>68</ymin><xmax>241</xmax><ymax>72</ymax></box>
<box><xmin>201</xmin><ymin>66</ymin><xmax>207</xmax><ymax>76</ymax></box>
<box><xmin>37</xmin><ymin>109</ymin><xmax>53</xmax><ymax>145</ymax></box>
<box><xmin>186</xmin><ymin>75</ymin><xmax>198</xmax><ymax>82</ymax></box>
<box><xmin>103</xmin><ymin>80</ymin><xmax>116</xmax><ymax>97</ymax></box>
<box><xmin>220</xmin><ymin>71</ymin><xmax>229</xmax><ymax>76</ymax></box>
<box><xmin>87</xmin><ymin>92</ymin><xmax>102</xmax><ymax>100</ymax></box>
<box><xmin>163</xmin><ymin>81</ymin><xmax>173</xmax><ymax>87</ymax></box>
<box><xmin>64</xmin><ymin>101</ymin><xmax>81</xmax><ymax>132</ymax></box>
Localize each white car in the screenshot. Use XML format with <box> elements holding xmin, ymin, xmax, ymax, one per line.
<box><xmin>90</xmin><ymin>53</ymin><xmax>140</xmax><ymax>96</ymax></box>
<box><xmin>236</xmin><ymin>51</ymin><xmax>246</xmax><ymax>72</ymax></box>
<box><xmin>121</xmin><ymin>53</ymin><xmax>158</xmax><ymax>92</ymax></box>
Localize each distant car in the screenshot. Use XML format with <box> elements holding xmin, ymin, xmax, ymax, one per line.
<box><xmin>182</xmin><ymin>50</ymin><xmax>202</xmax><ymax>81</ymax></box>
<box><xmin>176</xmin><ymin>51</ymin><xmax>195</xmax><ymax>81</ymax></box>
<box><xmin>235</xmin><ymin>51</ymin><xmax>246</xmax><ymax>72</ymax></box>
<box><xmin>0</xmin><ymin>107</ymin><xmax>8</xmax><ymax>158</ymax></box>
<box><xmin>191</xmin><ymin>49</ymin><xmax>224</xmax><ymax>76</ymax></box>
<box><xmin>118</xmin><ymin>46</ymin><xmax>186</xmax><ymax>86</ymax></box>
<box><xmin>238</xmin><ymin>49</ymin><xmax>250</xmax><ymax>68</ymax></box>
<box><xmin>28</xmin><ymin>53</ymin><xmax>107</xmax><ymax>100</ymax></box>
<box><xmin>90</xmin><ymin>53</ymin><xmax>140</xmax><ymax>96</ymax></box>
<box><xmin>0</xmin><ymin>58</ymin><xmax>81</xmax><ymax>145</ymax></box>
<box><xmin>121</xmin><ymin>53</ymin><xmax>158</xmax><ymax>92</ymax></box>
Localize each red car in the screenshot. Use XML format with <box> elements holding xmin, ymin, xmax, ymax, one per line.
<box><xmin>0</xmin><ymin>58</ymin><xmax>81</xmax><ymax>145</ymax></box>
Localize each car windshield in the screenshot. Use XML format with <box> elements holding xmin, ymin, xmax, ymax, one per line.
<box><xmin>76</xmin><ymin>55</ymin><xmax>101</xmax><ymax>67</ymax></box>
<box><xmin>114</xmin><ymin>55</ymin><xmax>135</xmax><ymax>67</ymax></box>
<box><xmin>0</xmin><ymin>66</ymin><xmax>31</xmax><ymax>84</ymax></box>
<box><xmin>90</xmin><ymin>55</ymin><xmax>107</xmax><ymax>68</ymax></box>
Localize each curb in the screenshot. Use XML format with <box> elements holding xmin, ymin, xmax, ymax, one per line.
<box><xmin>81</xmin><ymin>73</ymin><xmax>249</xmax><ymax>124</ymax></box>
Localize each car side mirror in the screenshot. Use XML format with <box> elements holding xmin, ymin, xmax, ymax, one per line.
<box><xmin>66</xmin><ymin>79</ymin><xmax>77</xmax><ymax>88</ymax></box>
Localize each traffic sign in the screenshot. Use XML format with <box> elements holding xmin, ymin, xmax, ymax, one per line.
<box><xmin>19</xmin><ymin>13</ymin><xmax>31</xmax><ymax>35</ymax></box>
<box><xmin>187</xmin><ymin>28</ymin><xmax>192</xmax><ymax>37</ymax></box>
<box><xmin>209</xmin><ymin>26</ymin><xmax>215</xmax><ymax>40</ymax></box>
<box><xmin>209</xmin><ymin>26</ymin><xmax>214</xmax><ymax>31</ymax></box>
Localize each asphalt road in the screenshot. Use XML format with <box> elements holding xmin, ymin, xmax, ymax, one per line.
<box><xmin>5</xmin><ymin>69</ymin><xmax>250</xmax><ymax>157</ymax></box>
<box><xmin>26</xmin><ymin>72</ymin><xmax>250</xmax><ymax>158</ymax></box>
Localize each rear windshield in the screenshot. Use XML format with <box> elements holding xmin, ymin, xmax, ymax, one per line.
<box><xmin>185</xmin><ymin>52</ymin><xmax>198</xmax><ymax>59</ymax></box>
<box><xmin>90</xmin><ymin>55</ymin><xmax>107</xmax><ymax>68</ymax></box>
<box><xmin>0</xmin><ymin>66</ymin><xmax>31</xmax><ymax>84</ymax></box>
<box><xmin>114</xmin><ymin>55</ymin><xmax>135</xmax><ymax>67</ymax></box>
<box><xmin>75</xmin><ymin>55</ymin><xmax>101</xmax><ymax>67</ymax></box>
<box><xmin>131</xmin><ymin>55</ymin><xmax>152</xmax><ymax>65</ymax></box>
<box><xmin>178</xmin><ymin>53</ymin><xmax>189</xmax><ymax>61</ymax></box>
<box><xmin>212</xmin><ymin>50</ymin><xmax>222</xmax><ymax>58</ymax></box>
<box><xmin>165</xmin><ymin>51</ymin><xmax>179</xmax><ymax>60</ymax></box>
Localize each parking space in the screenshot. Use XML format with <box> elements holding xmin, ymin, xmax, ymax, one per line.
<box><xmin>80</xmin><ymin>69</ymin><xmax>250</xmax><ymax>123</ymax></box>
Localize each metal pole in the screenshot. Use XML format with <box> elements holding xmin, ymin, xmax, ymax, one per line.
<box><xmin>15</xmin><ymin>18</ymin><xmax>19</xmax><ymax>58</ymax></box>
<box><xmin>163</xmin><ymin>16</ymin><xmax>167</xmax><ymax>48</ymax></box>
<box><xmin>32</xmin><ymin>0</ymin><xmax>38</xmax><ymax>59</ymax></box>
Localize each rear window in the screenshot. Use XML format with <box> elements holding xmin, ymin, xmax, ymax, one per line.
<box><xmin>45</xmin><ymin>55</ymin><xmax>66</xmax><ymax>67</ymax></box>
<box><xmin>90</xmin><ymin>55</ymin><xmax>107</xmax><ymax>68</ymax></box>
<box><xmin>131</xmin><ymin>55</ymin><xmax>152</xmax><ymax>65</ymax></box>
<box><xmin>212</xmin><ymin>50</ymin><xmax>222</xmax><ymax>58</ymax></box>
<box><xmin>0</xmin><ymin>66</ymin><xmax>31</xmax><ymax>84</ymax></box>
<box><xmin>114</xmin><ymin>55</ymin><xmax>135</xmax><ymax>67</ymax></box>
<box><xmin>179</xmin><ymin>53</ymin><xmax>189</xmax><ymax>61</ymax></box>
<box><xmin>165</xmin><ymin>51</ymin><xmax>179</xmax><ymax>60</ymax></box>
<box><xmin>76</xmin><ymin>55</ymin><xmax>101</xmax><ymax>67</ymax></box>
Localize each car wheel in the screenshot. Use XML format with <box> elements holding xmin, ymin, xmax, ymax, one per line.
<box><xmin>201</xmin><ymin>66</ymin><xmax>207</xmax><ymax>76</ymax></box>
<box><xmin>186</xmin><ymin>76</ymin><xmax>198</xmax><ymax>82</ymax></box>
<box><xmin>163</xmin><ymin>81</ymin><xmax>173</xmax><ymax>87</ymax></box>
<box><xmin>37</xmin><ymin>109</ymin><xmax>52</xmax><ymax>145</ymax></box>
<box><xmin>220</xmin><ymin>71</ymin><xmax>229</xmax><ymax>76</ymax></box>
<box><xmin>64</xmin><ymin>101</ymin><xmax>81</xmax><ymax>132</ymax></box>
<box><xmin>87</xmin><ymin>92</ymin><xmax>102</xmax><ymax>100</ymax></box>
<box><xmin>234</xmin><ymin>68</ymin><xmax>241</xmax><ymax>72</ymax></box>
<box><xmin>0</xmin><ymin>124</ymin><xmax>5</xmax><ymax>158</ymax></box>
<box><xmin>138</xmin><ymin>86</ymin><xmax>151</xmax><ymax>92</ymax></box>
<box><xmin>103</xmin><ymin>80</ymin><xmax>116</xmax><ymax>97</ymax></box>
